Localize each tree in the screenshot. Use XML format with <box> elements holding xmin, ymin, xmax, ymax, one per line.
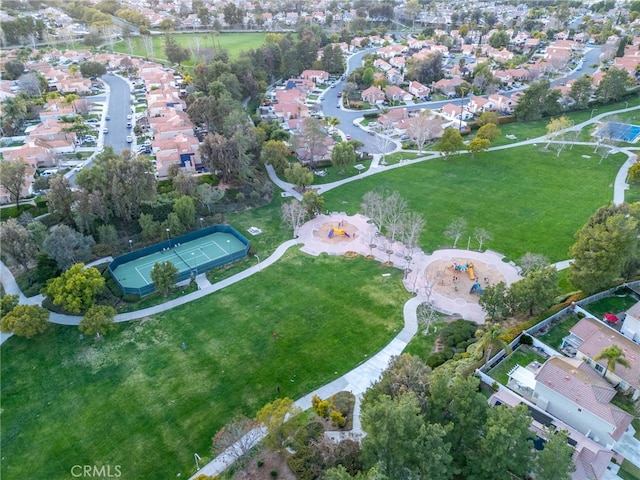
<box><xmin>361</xmin><ymin>190</ymin><xmax>385</xmax><ymax>232</ymax></box>
<box><xmin>628</xmin><ymin>162</ymin><xmax>640</xmax><ymax>185</ymax></box>
<box><xmin>196</xmin><ymin>183</ymin><xmax>224</xmax><ymax>213</ymax></box>
<box><xmin>594</xmin><ymin>344</ymin><xmax>631</xmax><ymax>377</ymax></box>
<box><xmin>43</xmin><ymin>225</ymin><xmax>95</xmax><ymax>271</ymax></box>
<box><xmin>302</xmin><ymin>191</ymin><xmax>324</xmax><ymax>217</ymax></box>
<box><xmin>173</xmin><ymin>195</ymin><xmax>196</xmax><ymax>229</ymax></box>
<box><xmin>435</xmin><ymin>127</ymin><xmax>464</xmax><ymax>159</ymax></box>
<box><xmin>399</xmin><ymin>211</ymin><xmax>426</xmax><ymax>259</ymax></box>
<box><xmin>472</xmin><ymin>322</ymin><xmax>510</xmax><ymax>366</ymax></box>
<box><xmin>0</xmin><ymin>294</ymin><xmax>19</xmax><ymax>318</ymax></box>
<box><xmin>211</xmin><ymin>415</ymin><xmax>262</xmax><ymax>470</ymax></box>
<box><xmin>1</xmin><ymin>304</ymin><xmax>49</xmax><ymax>338</ymax></box>
<box><xmin>0</xmin><ymin>219</ymin><xmax>38</xmax><ymax>273</ymax></box>
<box><xmin>545</xmin><ymin>115</ymin><xmax>574</xmax><ymax>156</ymax></box>
<box><xmin>361</xmin><ymin>67</ymin><xmax>374</xmax><ymax>88</ymax></box>
<box><xmin>0</xmin><ymin>158</ymin><xmax>29</xmax><ymax>210</ymax></box>
<box><xmin>164</xmin><ymin>33</ymin><xmax>190</xmax><ymax>65</ymax></box>
<box><xmin>256</xmin><ymin>397</ymin><xmax>302</xmax><ymax>450</ymax></box>
<box><xmin>281</xmin><ymin>199</ymin><xmax>307</xmax><ymax>236</ymax></box>
<box><xmin>444</xmin><ymin>217</ymin><xmax>467</xmax><ymax>248</ymax></box>
<box><xmin>407</xmin><ymin>111</ymin><xmax>442</xmax><ymax>153</ymax></box>
<box><xmin>3</xmin><ymin>60</ymin><xmax>25</xmax><ymax>80</ymax></box>
<box><xmin>507</xmin><ymin>266</ymin><xmax>560</xmax><ymax>316</ymax></box>
<box><xmin>467</xmin><ymin>137</ymin><xmax>490</xmax><ymax>158</ymax></box>
<box><xmin>139</xmin><ymin>213</ymin><xmax>161</xmax><ymax>241</ymax></box>
<box><xmin>381</xmin><ymin>191</ymin><xmax>408</xmax><ymax>242</ymax></box>
<box><xmin>479</xmin><ymin>281</ymin><xmax>509</xmax><ymax>321</ymax></box>
<box><xmin>261</xmin><ymin>140</ymin><xmax>290</xmax><ymax>174</ymax></box>
<box><xmin>150</xmin><ymin>261</ymin><xmax>179</xmax><ymax>296</ymax></box>
<box><xmin>595</xmin><ymin>67</ymin><xmax>631</xmax><ymax>103</ymax></box>
<box><xmin>473</xmin><ymin>227</ymin><xmax>492</xmax><ymax>250</ymax></box>
<box><xmin>569</xmin><ymin>74</ymin><xmax>593</xmax><ymax>109</ymax></box>
<box><xmin>284</xmin><ymin>163</ymin><xmax>313</xmax><ymax>191</ymax></box>
<box><xmin>172</xmin><ymin>172</ymin><xmax>198</xmax><ymax>197</ymax></box>
<box><xmin>488</xmin><ymin>30</ymin><xmax>510</xmax><ymax>48</ymax></box>
<box><xmin>331</xmin><ymin>142</ymin><xmax>356</xmax><ymax>175</ymax></box>
<box><xmin>477</xmin><ymin>111</ymin><xmax>499</xmax><ymax>127</ymax></box>
<box><xmin>514</xmin><ymin>80</ymin><xmax>551</xmax><ymax>121</ymax></box>
<box><xmin>569</xmin><ymin>206</ymin><xmax>639</xmax><ymax>294</ymax></box>
<box><xmin>1</xmin><ymin>95</ymin><xmax>28</xmax><ymax>131</ymax></box>
<box><xmin>518</xmin><ymin>252</ymin><xmax>549</xmax><ymax>276</ymax></box>
<box><xmin>47</xmin><ymin>175</ymin><xmax>76</xmax><ymax>225</ymax></box>
<box><xmin>79</xmin><ymin>305</ymin><xmax>116</xmax><ymax>338</ymax></box>
<box><xmin>45</xmin><ymin>264</ymin><xmax>105</xmax><ymax>314</ymax></box>
<box><xmin>79</xmin><ymin>61</ymin><xmax>107</xmax><ymax>78</ymax></box>
<box><xmin>534</xmin><ymin>428</ymin><xmax>576</xmax><ymax>480</ymax></box>
<box><xmin>476</xmin><ymin>122</ymin><xmax>500</xmax><ymax>142</ymax></box>
<box><xmin>473</xmin><ymin>405</ymin><xmax>534</xmax><ymax>480</ymax></box>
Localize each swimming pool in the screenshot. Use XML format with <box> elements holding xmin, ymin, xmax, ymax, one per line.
<box><xmin>595</xmin><ymin>122</ymin><xmax>640</xmax><ymax>143</ymax></box>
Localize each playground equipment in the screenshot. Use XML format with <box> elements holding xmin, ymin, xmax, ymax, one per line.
<box><xmin>470</xmin><ymin>282</ymin><xmax>484</xmax><ymax>295</ymax></box>
<box><xmin>329</xmin><ymin>228</ymin><xmax>350</xmax><ymax>238</ymax></box>
<box><xmin>468</xmin><ymin>263</ymin><xmax>475</xmax><ymax>280</ymax></box>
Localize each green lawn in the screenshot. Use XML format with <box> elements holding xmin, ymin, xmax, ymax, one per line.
<box><xmin>618</xmin><ymin>459</ymin><xmax>640</xmax><ymax>480</ymax></box>
<box><xmin>488</xmin><ymin>347</ymin><xmax>546</xmax><ymax>386</ymax></box>
<box><xmin>535</xmin><ymin>315</ymin><xmax>581</xmax><ymax>350</ymax></box>
<box><xmin>403</xmin><ymin>320</ymin><xmax>448</xmax><ymax>360</ymax></box>
<box><xmin>112</xmin><ymin>32</ymin><xmax>267</xmax><ymax>64</ymax></box>
<box><xmin>1</xmin><ymin>251</ymin><xmax>409</xmax><ymax>480</ymax></box>
<box><xmin>380</xmin><ymin>151</ymin><xmax>422</xmax><ymax>166</ymax></box>
<box><xmin>322</xmin><ymin>144</ymin><xmax>624</xmax><ymax>262</ymax></box>
<box><xmin>583</xmin><ymin>291</ymin><xmax>638</xmax><ymax>319</ymax></box>
<box><xmin>310</xmin><ymin>159</ymin><xmax>372</xmax><ymax>185</ymax></box>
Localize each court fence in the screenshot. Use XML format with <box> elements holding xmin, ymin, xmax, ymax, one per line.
<box><xmin>109</xmin><ymin>225</ymin><xmax>250</xmax><ymax>296</ymax></box>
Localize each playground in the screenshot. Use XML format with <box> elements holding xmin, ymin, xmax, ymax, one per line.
<box><xmin>424</xmin><ymin>257</ymin><xmax>507</xmax><ymax>304</ymax></box>
<box><xmin>314</xmin><ymin>219</ymin><xmax>357</xmax><ymax>244</ymax></box>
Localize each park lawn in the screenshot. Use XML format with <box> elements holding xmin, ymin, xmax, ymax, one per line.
<box><xmin>322</xmin><ymin>144</ymin><xmax>624</xmax><ymax>262</ymax></box>
<box><xmin>0</xmin><ymin>251</ymin><xmax>409</xmax><ymax>480</ymax></box>
<box><xmin>536</xmin><ymin>315</ymin><xmax>581</xmax><ymax>350</ymax></box>
<box><xmin>310</xmin><ymin>159</ymin><xmax>372</xmax><ymax>185</ymax></box>
<box><xmin>488</xmin><ymin>347</ymin><xmax>546</xmax><ymax>386</ymax></box>
<box><xmin>112</xmin><ymin>32</ymin><xmax>267</xmax><ymax>63</ymax></box>
<box><xmin>381</xmin><ymin>151</ymin><xmax>422</xmax><ymax>166</ymax></box>
<box><xmin>403</xmin><ymin>320</ymin><xmax>449</xmax><ymax>360</ymax></box>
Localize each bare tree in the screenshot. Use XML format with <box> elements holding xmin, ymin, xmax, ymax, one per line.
<box><xmin>281</xmin><ymin>199</ymin><xmax>307</xmax><ymax>237</ymax></box>
<box><xmin>444</xmin><ymin>217</ymin><xmax>467</xmax><ymax>248</ymax></box>
<box><xmin>407</xmin><ymin>110</ymin><xmax>443</xmax><ymax>153</ymax></box>
<box><xmin>400</xmin><ymin>211</ymin><xmax>426</xmax><ymax>259</ymax></box>
<box><xmin>371</xmin><ymin>121</ymin><xmax>396</xmax><ymax>163</ymax></box>
<box><xmin>383</xmin><ymin>191</ymin><xmax>408</xmax><ymax>242</ymax></box>
<box><xmin>473</xmin><ymin>227</ymin><xmax>492</xmax><ymax>251</ymax></box>
<box><xmin>518</xmin><ymin>253</ymin><xmax>549</xmax><ymax>276</ymax></box>
<box><xmin>361</xmin><ymin>190</ymin><xmax>385</xmax><ymax>231</ymax></box>
<box><xmin>417</xmin><ymin>301</ymin><xmax>439</xmax><ymax>335</ymax></box>
<box><xmin>366</xmin><ymin>226</ymin><xmax>379</xmax><ymax>256</ymax></box>
<box><xmin>211</xmin><ymin>415</ymin><xmax>263</xmax><ymax>472</ymax></box>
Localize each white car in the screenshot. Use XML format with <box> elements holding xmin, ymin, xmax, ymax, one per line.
<box><xmin>126</xmin><ymin>135</ymin><xmax>133</xmax><ymax>143</ymax></box>
<box><xmin>126</xmin><ymin>114</ymin><xmax>132</xmax><ymax>120</ymax></box>
<box><xmin>103</xmin><ymin>127</ymin><xmax>109</xmax><ymax>134</ymax></box>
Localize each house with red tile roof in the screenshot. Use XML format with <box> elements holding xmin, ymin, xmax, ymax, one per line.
<box><xmin>2</xmin><ymin>141</ymin><xmax>55</xmax><ymax>168</ymax></box>
<box><xmin>152</xmin><ymin>132</ymin><xmax>201</xmax><ymax>178</ymax></box>
<box><xmin>565</xmin><ymin>318</ymin><xmax>640</xmax><ymax>401</ymax></box>
<box><xmin>301</xmin><ymin>70</ymin><xmax>329</xmax><ymax>84</ymax></box>
<box><xmin>361</xmin><ymin>86</ymin><xmax>385</xmax><ymax>105</ymax></box>
<box><xmin>432</xmin><ymin>78</ymin><xmax>466</xmax><ymax>97</ymax></box>
<box><xmin>386</xmin><ymin>68</ymin><xmax>404</xmax><ymax>85</ymax></box>
<box><xmin>467</xmin><ymin>96</ymin><xmax>496</xmax><ymax>114</ymax></box>
<box><xmin>407</xmin><ymin>81</ymin><xmax>430</xmax><ymax>99</ymax></box>
<box><xmin>441</xmin><ymin>103</ymin><xmax>473</xmax><ymax>121</ymax></box>
<box><xmin>488</xmin><ymin>93</ymin><xmax>518</xmax><ymax>114</ymax></box>
<box><xmin>148</xmin><ymin>110</ymin><xmax>193</xmax><ymax>140</ymax></box>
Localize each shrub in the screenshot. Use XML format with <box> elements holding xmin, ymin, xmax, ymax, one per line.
<box><xmin>270</xmin><ymin>470</ymin><xmax>278</xmax><ymax>478</ymax></box>
<box><xmin>316</xmin><ymin>399</ymin><xmax>330</xmax><ymax>418</ymax></box>
<box><xmin>257</xmin><ymin>459</ymin><xmax>264</xmax><ymax>467</ymax></box>
<box><xmin>330</xmin><ymin>410</ymin><xmax>346</xmax><ymax>428</ymax></box>
<box><xmin>92</xmin><ymin>243</ymin><xmax>114</xmax><ymax>257</ymax></box>
<box><xmin>520</xmin><ymin>334</ymin><xmax>533</xmax><ymax>345</ymax></box>
<box><xmin>292</xmin><ymin>421</ymin><xmax>324</xmax><ymax>450</ymax></box>
<box><xmin>577</xmin><ymin>312</ymin><xmax>586</xmax><ymax>319</ymax></box>
<box><xmin>363</xmin><ymin>112</ymin><xmax>379</xmax><ymax>119</ymax></box>
<box><xmin>311</xmin><ymin>394</ymin><xmax>321</xmax><ymax>411</ymax></box>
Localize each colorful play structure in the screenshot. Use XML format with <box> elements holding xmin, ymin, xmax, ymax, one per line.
<box><xmin>329</xmin><ymin>228</ymin><xmax>350</xmax><ymax>238</ymax></box>
<box><xmin>470</xmin><ymin>282</ymin><xmax>484</xmax><ymax>295</ymax></box>
<box><xmin>453</xmin><ymin>262</ymin><xmax>475</xmax><ymax>279</ymax></box>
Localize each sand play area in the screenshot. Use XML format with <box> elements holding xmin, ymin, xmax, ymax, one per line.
<box><xmin>314</xmin><ymin>220</ymin><xmax>359</xmax><ymax>244</ymax></box>
<box><xmin>425</xmin><ymin>258</ymin><xmax>506</xmax><ymax>304</ymax></box>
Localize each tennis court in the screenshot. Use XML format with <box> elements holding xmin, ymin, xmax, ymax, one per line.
<box><xmin>109</xmin><ymin>226</ymin><xmax>249</xmax><ymax>296</ymax></box>
<box><xmin>595</xmin><ymin>122</ymin><xmax>640</xmax><ymax>143</ymax></box>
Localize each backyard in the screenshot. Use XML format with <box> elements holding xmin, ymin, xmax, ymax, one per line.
<box><xmin>582</xmin><ymin>289</ymin><xmax>639</xmax><ymax>320</ymax></box>
<box><xmin>534</xmin><ymin>315</ymin><xmax>581</xmax><ymax>351</ymax></box>
<box><xmin>488</xmin><ymin>346</ymin><xmax>547</xmax><ymax>386</ymax></box>
<box><xmin>0</xmin><ymin>251</ymin><xmax>409</xmax><ymax>480</ymax></box>
<box><xmin>322</xmin><ymin>144</ymin><xmax>625</xmax><ymax>262</ymax></box>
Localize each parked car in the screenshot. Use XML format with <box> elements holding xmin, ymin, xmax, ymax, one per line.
<box><xmin>103</xmin><ymin>127</ymin><xmax>109</xmax><ymax>134</ymax></box>
<box><xmin>126</xmin><ymin>122</ymin><xmax>132</xmax><ymax>129</ymax></box>
<box><xmin>86</xmin><ymin>118</ymin><xmax>99</xmax><ymax>124</ymax></box>
<box><xmin>126</xmin><ymin>135</ymin><xmax>133</xmax><ymax>143</ymax></box>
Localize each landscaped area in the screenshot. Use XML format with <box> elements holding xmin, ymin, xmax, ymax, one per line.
<box><xmin>583</xmin><ymin>289</ymin><xmax>639</xmax><ymax>319</ymax></box>
<box><xmin>322</xmin><ymin>144</ymin><xmax>625</xmax><ymax>262</ymax></box>
<box><xmin>488</xmin><ymin>346</ymin><xmax>547</xmax><ymax>386</ymax></box>
<box><xmin>0</xmin><ymin>251</ymin><xmax>409</xmax><ymax>480</ymax></box>
<box><xmin>534</xmin><ymin>315</ymin><xmax>581</xmax><ymax>350</ymax></box>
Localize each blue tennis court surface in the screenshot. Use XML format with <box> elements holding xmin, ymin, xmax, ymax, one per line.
<box><xmin>595</xmin><ymin>122</ymin><xmax>640</xmax><ymax>143</ymax></box>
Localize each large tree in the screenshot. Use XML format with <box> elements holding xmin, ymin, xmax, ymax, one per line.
<box><xmin>407</xmin><ymin>110</ymin><xmax>442</xmax><ymax>153</ymax></box>
<box><xmin>43</xmin><ymin>225</ymin><xmax>95</xmax><ymax>270</ymax></box>
<box><xmin>256</xmin><ymin>397</ymin><xmax>301</xmax><ymax>450</ymax></box>
<box><xmin>261</xmin><ymin>140</ymin><xmax>290</xmax><ymax>174</ymax></box>
<box><xmin>0</xmin><ymin>218</ymin><xmax>38</xmax><ymax>274</ymax></box>
<box><xmin>79</xmin><ymin>305</ymin><xmax>116</xmax><ymax>338</ymax></box>
<box><xmin>507</xmin><ymin>266</ymin><xmax>560</xmax><ymax>316</ymax></box>
<box><xmin>281</xmin><ymin>199</ymin><xmax>307</xmax><ymax>236</ymax></box>
<box><xmin>45</xmin><ymin>264</ymin><xmax>105</xmax><ymax>314</ymax></box>
<box><xmin>79</xmin><ymin>61</ymin><xmax>107</xmax><ymax>78</ymax></box>
<box><xmin>284</xmin><ymin>163</ymin><xmax>313</xmax><ymax>191</ymax></box>
<box><xmin>435</xmin><ymin>127</ymin><xmax>464</xmax><ymax>159</ymax></box>
<box><xmin>150</xmin><ymin>261</ymin><xmax>179</xmax><ymax>296</ymax></box>
<box><xmin>47</xmin><ymin>175</ymin><xmax>76</xmax><ymax>225</ymax></box>
<box><xmin>569</xmin><ymin>74</ymin><xmax>593</xmax><ymax>109</ymax></box>
<box><xmin>0</xmin><ymin>158</ymin><xmax>29</xmax><ymax>210</ymax></box>
<box><xmin>0</xmin><ymin>304</ymin><xmax>49</xmax><ymax>338</ymax></box>
<box><xmin>211</xmin><ymin>415</ymin><xmax>262</xmax><ymax>471</ymax></box>
<box><xmin>595</xmin><ymin>67</ymin><xmax>632</xmax><ymax>103</ymax></box>
<box><xmin>479</xmin><ymin>281</ymin><xmax>510</xmax><ymax>321</ymax></box>
<box><xmin>164</xmin><ymin>33</ymin><xmax>190</xmax><ymax>66</ymax></box>
<box><xmin>331</xmin><ymin>142</ymin><xmax>356</xmax><ymax>175</ymax></box>
<box><xmin>534</xmin><ymin>428</ymin><xmax>576</xmax><ymax>480</ymax></box>
<box><xmin>569</xmin><ymin>204</ymin><xmax>639</xmax><ymax>294</ymax></box>
<box><xmin>514</xmin><ymin>80</ymin><xmax>551</xmax><ymax>121</ymax></box>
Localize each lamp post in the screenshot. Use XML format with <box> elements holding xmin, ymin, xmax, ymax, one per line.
<box><xmin>166</xmin><ymin>228</ymin><xmax>171</xmax><ymax>248</ymax></box>
<box><xmin>590</xmin><ymin>108</ymin><xmax>598</xmax><ymax>119</ymax></box>
<box><xmin>194</xmin><ymin>453</ymin><xmax>201</xmax><ymax>471</ymax></box>
<box><xmin>129</xmin><ymin>239</ymin><xmax>133</xmax><ymax>251</ymax></box>
<box><xmin>254</xmin><ymin>254</ymin><xmax>260</xmax><ymax>271</ymax></box>
<box><xmin>199</xmin><ymin>217</ymin><xmax>204</xmax><ymax>229</ymax></box>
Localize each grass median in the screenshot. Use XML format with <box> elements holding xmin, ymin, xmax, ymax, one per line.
<box><xmin>1</xmin><ymin>250</ymin><xmax>409</xmax><ymax>480</ymax></box>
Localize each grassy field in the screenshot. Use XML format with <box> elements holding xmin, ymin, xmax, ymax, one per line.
<box><xmin>1</xmin><ymin>251</ymin><xmax>409</xmax><ymax>480</ymax></box>
<box><xmin>535</xmin><ymin>315</ymin><xmax>581</xmax><ymax>350</ymax></box>
<box><xmin>488</xmin><ymin>347</ymin><xmax>546</xmax><ymax>386</ymax></box>
<box><xmin>322</xmin><ymin>144</ymin><xmax>625</xmax><ymax>262</ymax></box>
<box><xmin>112</xmin><ymin>32</ymin><xmax>267</xmax><ymax>63</ymax></box>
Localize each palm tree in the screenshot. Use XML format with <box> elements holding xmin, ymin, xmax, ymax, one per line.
<box><xmin>62</xmin><ymin>93</ymin><xmax>80</xmax><ymax>113</ymax></box>
<box><xmin>1</xmin><ymin>96</ymin><xmax>28</xmax><ymax>131</ymax></box>
<box><xmin>473</xmin><ymin>322</ymin><xmax>511</xmax><ymax>368</ymax></box>
<box><xmin>594</xmin><ymin>345</ymin><xmax>631</xmax><ymax>378</ymax></box>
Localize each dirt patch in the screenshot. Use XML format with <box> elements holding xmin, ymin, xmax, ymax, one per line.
<box><xmin>238</xmin><ymin>450</ymin><xmax>296</xmax><ymax>480</ymax></box>
<box><xmin>425</xmin><ymin>258</ymin><xmax>506</xmax><ymax>305</ymax></box>
<box><xmin>314</xmin><ymin>220</ymin><xmax>359</xmax><ymax>244</ymax></box>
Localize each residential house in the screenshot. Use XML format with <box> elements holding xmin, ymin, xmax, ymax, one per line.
<box><xmin>441</xmin><ymin>103</ymin><xmax>473</xmax><ymax>121</ymax></box>
<box><xmin>26</xmin><ymin>118</ymin><xmax>76</xmax><ymax>153</ymax></box>
<box><xmin>373</xmin><ymin>59</ymin><xmax>392</xmax><ymax>72</ymax></box>
<box><xmin>389</xmin><ymin>56</ymin><xmax>406</xmax><ymax>70</ymax></box>
<box><xmin>385</xmin><ymin>85</ymin><xmax>412</xmax><ymax>102</ymax></box>
<box><xmin>301</xmin><ymin>69</ymin><xmax>329</xmax><ymax>84</ymax></box>
<box><xmin>432</xmin><ymin>78</ymin><xmax>466</xmax><ymax>97</ymax></box>
<box><xmin>152</xmin><ymin>132</ymin><xmax>201</xmax><ymax>178</ymax></box>
<box><xmin>361</xmin><ymin>86</ymin><xmax>385</xmax><ymax>105</ymax></box>
<box><xmin>488</xmin><ymin>93</ymin><xmax>517</xmax><ymax>114</ymax></box>
<box><xmin>148</xmin><ymin>109</ymin><xmax>194</xmax><ymax>140</ymax></box>
<box><xmin>467</xmin><ymin>96</ymin><xmax>496</xmax><ymax>114</ymax></box>
<box><xmin>407</xmin><ymin>81</ymin><xmax>430</xmax><ymax>99</ymax></box>
<box><xmin>621</xmin><ymin>302</ymin><xmax>640</xmax><ymax>343</ymax></box>
<box><xmin>386</xmin><ymin>68</ymin><xmax>404</xmax><ymax>85</ymax></box>
<box><xmin>508</xmin><ymin>356</ymin><xmax>634</xmax><ymax>448</ymax></box>
<box><xmin>2</xmin><ymin>141</ymin><xmax>55</xmax><ymax>168</ymax></box>
<box><xmin>564</xmin><ymin>317</ymin><xmax>640</xmax><ymax>400</ymax></box>
<box><xmin>376</xmin><ymin>44</ymin><xmax>408</xmax><ymax>59</ymax></box>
